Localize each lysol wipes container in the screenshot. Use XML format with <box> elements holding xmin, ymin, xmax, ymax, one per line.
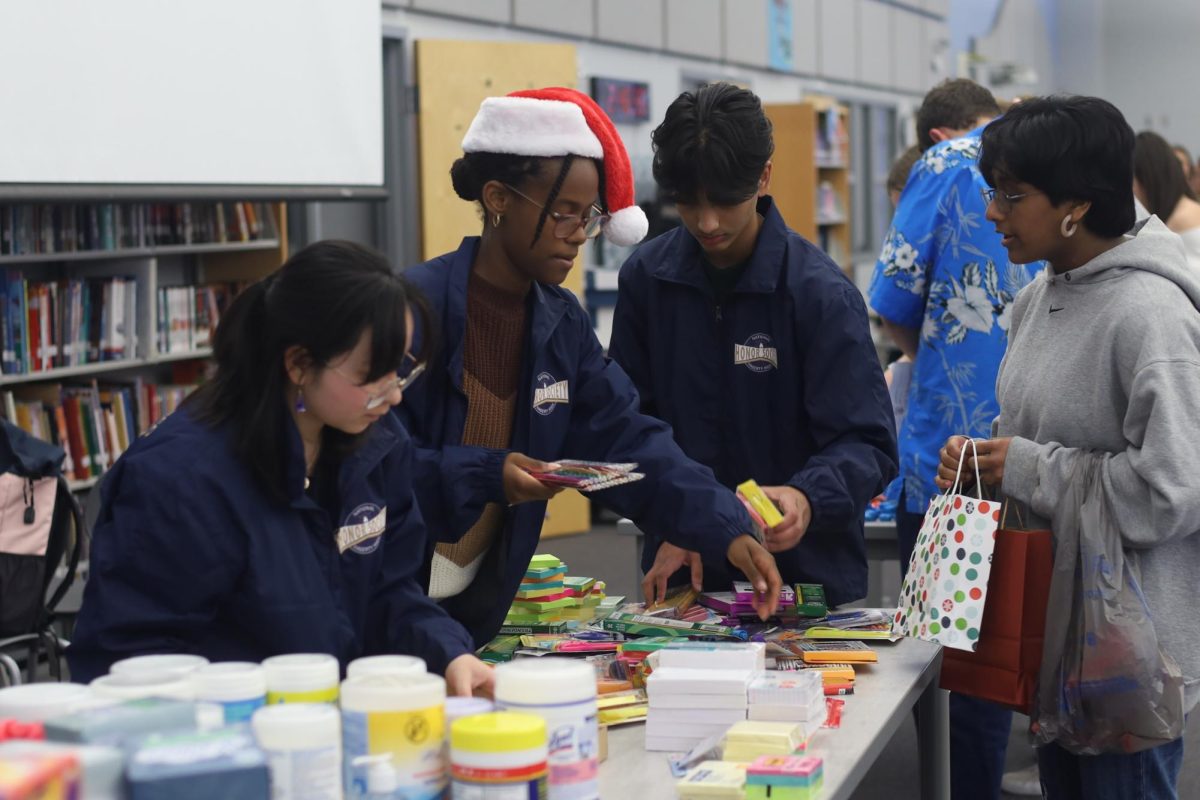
<box><xmin>493</xmin><ymin>658</ymin><xmax>598</xmax><ymax>800</ymax></box>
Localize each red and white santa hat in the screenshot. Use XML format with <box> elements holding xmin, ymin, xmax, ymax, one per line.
<box><xmin>460</xmin><ymin>86</ymin><xmax>649</xmax><ymax>246</ymax></box>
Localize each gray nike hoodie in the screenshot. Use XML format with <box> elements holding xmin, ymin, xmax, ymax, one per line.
<box><xmin>997</xmin><ymin>215</ymin><xmax>1200</xmax><ymax>711</ymax></box>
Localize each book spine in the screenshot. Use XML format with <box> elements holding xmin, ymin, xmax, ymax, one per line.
<box><xmin>54</xmin><ymin>405</ymin><xmax>74</xmax><ymax>479</ymax></box>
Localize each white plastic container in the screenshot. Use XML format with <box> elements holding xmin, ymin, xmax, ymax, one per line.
<box><xmin>110</xmin><ymin>654</ymin><xmax>209</xmax><ymax>681</ymax></box>
<box><xmin>494</xmin><ymin>658</ymin><xmax>599</xmax><ymax>800</ymax></box>
<box><xmin>445</xmin><ymin>697</ymin><xmax>494</xmax><ymax>731</ymax></box>
<box><xmin>0</xmin><ymin>682</ymin><xmax>93</xmax><ymax>722</ymax></box>
<box><xmin>89</xmin><ymin>672</ymin><xmax>194</xmax><ymax>701</ymax></box>
<box><xmin>340</xmin><ymin>672</ymin><xmax>446</xmax><ymax>800</ymax></box>
<box><xmin>192</xmin><ymin>662</ymin><xmax>267</xmax><ymax>723</ymax></box>
<box><xmin>450</xmin><ymin>712</ymin><xmax>547</xmax><ymax>800</ymax></box>
<box><xmin>346</xmin><ymin>655</ymin><xmax>426</xmax><ymax>680</ymax></box>
<box><xmin>263</xmin><ymin>654</ymin><xmax>340</xmax><ymax>705</ymax></box>
<box><xmin>252</xmin><ymin>703</ymin><xmax>343</xmax><ymax>800</ymax></box>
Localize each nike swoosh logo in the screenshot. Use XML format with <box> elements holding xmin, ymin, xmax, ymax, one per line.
<box><xmin>1049</xmin><ymin>307</ymin><xmax>1065</xmax><ymax>314</ymax></box>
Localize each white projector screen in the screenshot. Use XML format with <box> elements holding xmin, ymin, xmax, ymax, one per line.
<box><xmin>0</xmin><ymin>0</ymin><xmax>382</xmax><ymax>195</ymax></box>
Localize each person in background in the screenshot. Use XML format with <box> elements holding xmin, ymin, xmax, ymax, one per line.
<box><xmin>69</xmin><ymin>241</ymin><xmax>494</xmax><ymax>695</ymax></box>
<box><xmin>940</xmin><ymin>94</ymin><xmax>1200</xmax><ymax>800</ymax></box>
<box><xmin>607</xmin><ymin>82</ymin><xmax>897</xmax><ymax>607</ymax></box>
<box><xmin>396</xmin><ymin>87</ymin><xmax>783</xmax><ymax>652</ymax></box>
<box><xmin>876</xmin><ymin>144</ymin><xmax>924</xmax><ymax>513</ymax></box>
<box><xmin>1135</xmin><ymin>131</ymin><xmax>1200</xmax><ymax>266</ymax></box>
<box><xmin>1172</xmin><ymin>143</ymin><xmax>1193</xmax><ymax>183</ymax></box>
<box><xmin>887</xmin><ymin>145</ymin><xmax>922</xmax><ymax>208</ymax></box>
<box><xmin>868</xmin><ymin>78</ymin><xmax>1041</xmax><ymax>799</ymax></box>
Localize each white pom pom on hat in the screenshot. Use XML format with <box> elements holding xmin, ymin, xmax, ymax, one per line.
<box><xmin>460</xmin><ymin>87</ymin><xmax>649</xmax><ymax>246</ymax></box>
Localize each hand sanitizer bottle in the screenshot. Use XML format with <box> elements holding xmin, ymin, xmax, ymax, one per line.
<box><xmin>352</xmin><ymin>754</ymin><xmax>398</xmax><ymax>800</ymax></box>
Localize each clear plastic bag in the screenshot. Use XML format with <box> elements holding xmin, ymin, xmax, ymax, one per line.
<box><xmin>1034</xmin><ymin>455</ymin><xmax>1186</xmax><ymax>754</ymax></box>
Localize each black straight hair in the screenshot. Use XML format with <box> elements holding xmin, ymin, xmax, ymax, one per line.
<box><xmin>186</xmin><ymin>240</ymin><xmax>430</xmax><ymax>501</ymax></box>
<box><xmin>651</xmin><ymin>82</ymin><xmax>774</xmax><ymax>206</ymax></box>
<box><xmin>450</xmin><ymin>152</ymin><xmax>605</xmax><ymax>248</ymax></box>
<box><xmin>915</xmin><ymin>79</ymin><xmax>1000</xmax><ymax>151</ymax></box>
<box><xmin>979</xmin><ymin>95</ymin><xmax>1135</xmax><ymax>238</ymax></box>
<box><xmin>1135</xmin><ymin>130</ymin><xmax>1197</xmax><ymax>220</ymax></box>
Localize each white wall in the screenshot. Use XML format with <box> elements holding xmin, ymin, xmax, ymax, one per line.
<box><xmin>1094</xmin><ymin>0</ymin><xmax>1200</xmax><ymax>151</ymax></box>
<box><xmin>380</xmin><ymin>2</ymin><xmax>942</xmax><ymax>172</ymax></box>
<box><xmin>972</xmin><ymin>0</ymin><xmax>1055</xmax><ymax>96</ymax></box>
<box><xmin>957</xmin><ymin>0</ymin><xmax>1200</xmax><ymax>153</ymax></box>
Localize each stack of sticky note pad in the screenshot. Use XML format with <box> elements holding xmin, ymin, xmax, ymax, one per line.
<box><xmin>676</xmin><ymin>761</ymin><xmax>746</xmax><ymax>800</ymax></box>
<box><xmin>748</xmin><ymin>671</ymin><xmax>826</xmax><ymax>726</ymax></box>
<box><xmin>644</xmin><ymin>643</ymin><xmax>765</xmax><ymax>752</ymax></box>
<box><xmin>504</xmin><ymin>555</ymin><xmax>607</xmax><ymax>626</ymax></box>
<box><xmin>746</xmin><ymin>755</ymin><xmax>824</xmax><ymax>800</ymax></box>
<box><xmin>722</xmin><ymin>720</ymin><xmax>809</xmax><ymax>763</ymax></box>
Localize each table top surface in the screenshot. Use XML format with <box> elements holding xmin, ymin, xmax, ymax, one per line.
<box><xmin>599</xmin><ymin>637</ymin><xmax>942</xmax><ymax>800</ymax></box>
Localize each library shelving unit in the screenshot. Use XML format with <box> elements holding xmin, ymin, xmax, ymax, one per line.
<box><xmin>764</xmin><ymin>97</ymin><xmax>853</xmax><ymax>275</ymax></box>
<box><xmin>0</xmin><ymin>202</ymin><xmax>288</xmax><ymax>492</ymax></box>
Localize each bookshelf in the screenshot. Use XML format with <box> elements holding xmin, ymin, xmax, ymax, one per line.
<box><xmin>764</xmin><ymin>98</ymin><xmax>853</xmax><ymax>275</ymax></box>
<box><xmin>0</xmin><ymin>201</ymin><xmax>288</xmax><ymax>491</ymax></box>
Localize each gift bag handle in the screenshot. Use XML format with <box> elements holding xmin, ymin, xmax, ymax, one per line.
<box><xmin>999</xmin><ymin>498</ymin><xmax>1027</xmax><ymax>530</ymax></box>
<box><xmin>947</xmin><ymin>437</ymin><xmax>984</xmax><ymax>500</ymax></box>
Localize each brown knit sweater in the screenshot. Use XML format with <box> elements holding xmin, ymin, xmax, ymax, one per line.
<box><xmin>433</xmin><ymin>269</ymin><xmax>527</xmax><ymax>574</ymax></box>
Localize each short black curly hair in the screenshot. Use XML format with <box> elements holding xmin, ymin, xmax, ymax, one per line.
<box><xmin>651</xmin><ymin>82</ymin><xmax>774</xmax><ymax>206</ymax></box>
<box><xmin>979</xmin><ymin>95</ymin><xmax>1135</xmax><ymax>239</ymax></box>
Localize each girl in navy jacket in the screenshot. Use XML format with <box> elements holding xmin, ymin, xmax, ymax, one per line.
<box><xmin>69</xmin><ymin>241</ymin><xmax>492</xmax><ymax>695</ymax></box>
<box><xmin>396</xmin><ymin>88</ymin><xmax>783</xmax><ymax>649</ymax></box>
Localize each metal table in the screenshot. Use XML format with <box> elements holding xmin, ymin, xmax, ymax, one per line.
<box><xmin>599</xmin><ymin>637</ymin><xmax>949</xmax><ymax>800</ymax></box>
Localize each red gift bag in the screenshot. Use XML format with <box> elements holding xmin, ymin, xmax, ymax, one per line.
<box><xmin>939</xmin><ymin>508</ymin><xmax>1053</xmax><ymax>713</ymax></box>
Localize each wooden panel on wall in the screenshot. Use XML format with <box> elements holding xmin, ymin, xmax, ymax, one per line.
<box><xmin>763</xmin><ymin>103</ymin><xmax>817</xmax><ymax>241</ymax></box>
<box><xmin>414</xmin><ymin>38</ymin><xmax>585</xmax><ymax>302</ymax></box>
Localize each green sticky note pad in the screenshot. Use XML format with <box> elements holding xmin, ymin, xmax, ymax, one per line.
<box><xmin>795</xmin><ymin>583</ymin><xmax>828</xmax><ymax>618</ymax></box>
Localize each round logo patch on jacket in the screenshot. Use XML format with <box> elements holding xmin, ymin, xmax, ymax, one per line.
<box><xmin>337</xmin><ymin>503</ymin><xmax>386</xmax><ymax>554</ymax></box>
<box><xmin>532</xmin><ymin>371</ymin><xmax>570</xmax><ymax>416</ymax></box>
<box><xmin>733</xmin><ymin>333</ymin><xmax>779</xmax><ymax>373</ymax></box>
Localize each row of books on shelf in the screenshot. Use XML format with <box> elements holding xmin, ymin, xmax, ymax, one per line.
<box><xmin>816</xmin><ymin>181</ymin><xmax>845</xmax><ymax>222</ymax></box>
<box><xmin>1</xmin><ymin>273</ymin><xmax>138</xmax><ymax>375</ymax></box>
<box><xmin>0</xmin><ymin>202</ymin><xmax>275</xmax><ymax>257</ymax></box>
<box><xmin>816</xmin><ymin>108</ymin><xmax>850</xmax><ymax>166</ymax></box>
<box><xmin>157</xmin><ymin>284</ymin><xmax>244</xmax><ymax>355</ymax></box>
<box><xmin>0</xmin><ymin>273</ymin><xmax>245</xmax><ymax>376</ymax></box>
<box><xmin>3</xmin><ymin>380</ymin><xmax>198</xmax><ymax>482</ymax></box>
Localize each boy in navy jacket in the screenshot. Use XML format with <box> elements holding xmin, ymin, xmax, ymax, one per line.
<box><xmin>609</xmin><ymin>84</ymin><xmax>898</xmax><ymax>607</ymax></box>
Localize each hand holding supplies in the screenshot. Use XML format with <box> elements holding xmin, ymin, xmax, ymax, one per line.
<box><xmin>526</xmin><ymin>459</ymin><xmax>646</xmax><ymax>492</ymax></box>
<box><xmin>893</xmin><ymin>438</ymin><xmax>1000</xmax><ymax>651</ymax></box>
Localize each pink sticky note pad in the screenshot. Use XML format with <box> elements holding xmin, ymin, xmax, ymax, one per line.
<box><xmin>748</xmin><ymin>755</ymin><xmax>823</xmax><ymax>777</ymax></box>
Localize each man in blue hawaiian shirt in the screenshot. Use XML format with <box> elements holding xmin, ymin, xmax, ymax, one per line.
<box><xmin>869</xmin><ymin>80</ymin><xmax>1042</xmax><ymax>800</ymax></box>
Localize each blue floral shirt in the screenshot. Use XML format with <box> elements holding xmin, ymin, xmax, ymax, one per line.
<box><xmin>868</xmin><ymin>127</ymin><xmax>1040</xmax><ymax>513</ymax></box>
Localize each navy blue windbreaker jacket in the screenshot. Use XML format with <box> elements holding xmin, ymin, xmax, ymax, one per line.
<box><xmin>608</xmin><ymin>197</ymin><xmax>898</xmax><ymax>606</ymax></box>
<box><xmin>67</xmin><ymin>407</ymin><xmax>474</xmax><ymax>682</ymax></box>
<box><xmin>397</xmin><ymin>237</ymin><xmax>756</xmax><ymax>647</ymax></box>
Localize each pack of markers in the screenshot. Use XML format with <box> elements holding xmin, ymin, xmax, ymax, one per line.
<box><xmin>528</xmin><ymin>460</ymin><xmax>645</xmax><ymax>492</ymax></box>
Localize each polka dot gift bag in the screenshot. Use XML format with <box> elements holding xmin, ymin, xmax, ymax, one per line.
<box><xmin>892</xmin><ymin>438</ymin><xmax>1054</xmax><ymax>712</ymax></box>
<box><xmin>892</xmin><ymin>439</ymin><xmax>998</xmax><ymax>650</ymax></box>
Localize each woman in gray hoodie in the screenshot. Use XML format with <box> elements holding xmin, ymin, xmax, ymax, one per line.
<box><xmin>936</xmin><ymin>95</ymin><xmax>1200</xmax><ymax>800</ymax></box>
